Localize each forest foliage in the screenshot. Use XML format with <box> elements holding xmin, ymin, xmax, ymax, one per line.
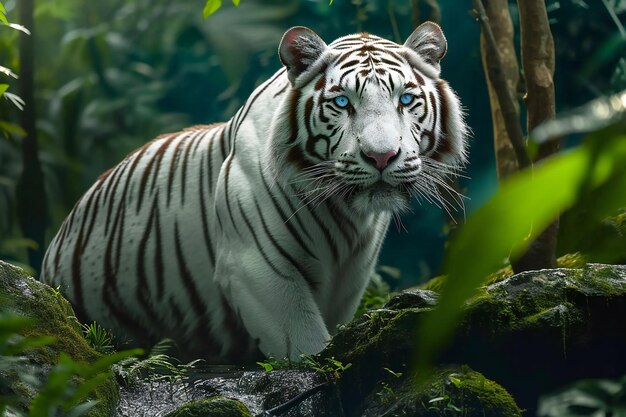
<box><xmin>0</xmin><ymin>0</ymin><xmax>625</xmax><ymax>413</ymax></box>
<box><xmin>0</xmin><ymin>0</ymin><xmax>624</xmax><ymax>353</ymax></box>
<box><xmin>0</xmin><ymin>0</ymin><xmax>624</xmax><ymax>277</ymax></box>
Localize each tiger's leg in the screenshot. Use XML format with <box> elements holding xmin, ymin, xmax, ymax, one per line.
<box><xmin>214</xmin><ymin>249</ymin><xmax>330</xmax><ymax>361</ymax></box>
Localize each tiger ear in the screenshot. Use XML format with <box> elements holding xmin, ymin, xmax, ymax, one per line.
<box><xmin>404</xmin><ymin>21</ymin><xmax>448</xmax><ymax>70</ymax></box>
<box><xmin>279</xmin><ymin>26</ymin><xmax>327</xmax><ymax>85</ymax></box>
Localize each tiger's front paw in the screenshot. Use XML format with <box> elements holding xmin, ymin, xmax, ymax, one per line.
<box><xmin>259</xmin><ymin>324</ymin><xmax>330</xmax><ymax>362</ymax></box>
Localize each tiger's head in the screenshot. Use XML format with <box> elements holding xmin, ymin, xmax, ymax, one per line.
<box><xmin>268</xmin><ymin>22</ymin><xmax>469</xmax><ymax>215</ymax></box>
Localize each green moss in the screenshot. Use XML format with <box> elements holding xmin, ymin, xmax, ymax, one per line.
<box><xmin>165</xmin><ymin>396</ymin><xmax>252</xmax><ymax>417</ymax></box>
<box><xmin>557</xmin><ymin>252</ymin><xmax>587</xmax><ymax>269</ymax></box>
<box><xmin>424</xmin><ymin>254</ymin><xmax>589</xmax><ymax>292</ymax></box>
<box><xmin>483</xmin><ymin>265</ymin><xmax>515</xmax><ymax>286</ymax></box>
<box><xmin>365</xmin><ymin>366</ymin><xmax>521</xmax><ymax>417</ymax></box>
<box><xmin>432</xmin><ymin>367</ymin><xmax>522</xmax><ymax>417</ymax></box>
<box><xmin>420</xmin><ymin>275</ymin><xmax>448</xmax><ymax>292</ymax></box>
<box><xmin>573</xmin><ymin>264</ymin><xmax>626</xmax><ymax>296</ymax></box>
<box><xmin>0</xmin><ymin>261</ymin><xmax>120</xmax><ymax>416</ymax></box>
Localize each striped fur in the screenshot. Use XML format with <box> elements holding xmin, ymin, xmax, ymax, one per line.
<box><xmin>41</xmin><ymin>22</ymin><xmax>468</xmax><ymax>362</ymax></box>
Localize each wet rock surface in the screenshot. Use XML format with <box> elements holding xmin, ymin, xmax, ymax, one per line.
<box><xmin>116</xmin><ymin>368</ymin><xmax>342</xmax><ymax>417</ymax></box>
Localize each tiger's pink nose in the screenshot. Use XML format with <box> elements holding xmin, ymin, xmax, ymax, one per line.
<box><xmin>366</xmin><ymin>150</ymin><xmax>398</xmax><ymax>171</ymax></box>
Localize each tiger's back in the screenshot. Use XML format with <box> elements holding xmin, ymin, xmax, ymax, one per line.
<box><xmin>42</xmin><ymin>22</ymin><xmax>468</xmax><ymax>362</ymax></box>
<box><xmin>42</xmin><ymin>123</ymin><xmax>257</xmax><ymax>359</ymax></box>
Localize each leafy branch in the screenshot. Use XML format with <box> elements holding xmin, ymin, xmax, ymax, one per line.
<box><xmin>203</xmin><ymin>0</ymin><xmax>241</xmax><ymax>19</ymax></box>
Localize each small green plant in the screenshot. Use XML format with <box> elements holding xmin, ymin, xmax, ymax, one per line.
<box><xmin>354</xmin><ymin>273</ymin><xmax>393</xmax><ymax>319</ymax></box>
<box><xmin>427</xmin><ymin>375</ymin><xmax>468</xmax><ymax>416</ymax></box>
<box><xmin>377</xmin><ymin>381</ymin><xmax>398</xmax><ymax>405</ymax></box>
<box><xmin>384</xmin><ymin>367</ymin><xmax>404</xmax><ymax>379</ymax></box>
<box><xmin>256</xmin><ymin>355</ymin><xmax>290</xmax><ymax>372</ymax></box>
<box><xmin>300</xmin><ymin>354</ymin><xmax>352</xmax><ymax>380</ymax></box>
<box><xmin>256</xmin><ymin>354</ymin><xmax>352</xmax><ymax>379</ymax></box>
<box><xmin>427</xmin><ymin>395</ymin><xmax>464</xmax><ymax>415</ymax></box>
<box><xmin>82</xmin><ymin>321</ymin><xmax>115</xmax><ymax>354</ymax></box>
<box><xmin>375</xmin><ymin>367</ymin><xmax>404</xmax><ymax>405</ymax></box>
<box><xmin>115</xmin><ymin>338</ymin><xmax>201</xmax><ymax>385</ymax></box>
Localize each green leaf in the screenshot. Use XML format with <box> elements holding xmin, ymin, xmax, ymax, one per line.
<box><xmin>257</xmin><ymin>361</ymin><xmax>273</xmax><ymax>372</ymax></box>
<box><xmin>87</xmin><ymin>348</ymin><xmax>143</xmax><ymax>375</ymax></box>
<box><xmin>6</xmin><ymin>23</ymin><xmax>30</xmax><ymax>35</ymax></box>
<box><xmin>4</xmin><ymin>335</ymin><xmax>56</xmax><ymax>356</ymax></box>
<box><xmin>0</xmin><ymin>2</ymin><xmax>7</xmax><ymax>26</ymax></box>
<box><xmin>67</xmin><ymin>373</ymin><xmax>109</xmax><ymax>408</ymax></box>
<box><xmin>65</xmin><ymin>401</ymin><xmax>98</xmax><ymax>417</ymax></box>
<box><xmin>0</xmin><ymin>121</ymin><xmax>26</xmax><ymax>137</ymax></box>
<box><xmin>3</xmin><ymin>92</ymin><xmax>25</xmax><ymax>110</ymax></box>
<box><xmin>0</xmin><ymin>315</ymin><xmax>34</xmax><ymax>341</ymax></box>
<box><xmin>203</xmin><ymin>0</ymin><xmax>222</xmax><ymax>18</ymax></box>
<box><xmin>0</xmin><ymin>84</ymin><xmax>7</xmax><ymax>97</ymax></box>
<box><xmin>0</xmin><ymin>65</ymin><xmax>18</xmax><ymax>79</ymax></box>
<box><xmin>232</xmin><ymin>0</ymin><xmax>240</xmax><ymax>6</ymax></box>
<box><xmin>448</xmin><ymin>376</ymin><xmax>462</xmax><ymax>388</ymax></box>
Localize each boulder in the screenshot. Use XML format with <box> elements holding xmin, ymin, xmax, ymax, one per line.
<box><xmin>164</xmin><ymin>396</ymin><xmax>252</xmax><ymax>417</ymax></box>
<box><xmin>323</xmin><ymin>263</ymin><xmax>626</xmax><ymax>416</ymax></box>
<box><xmin>360</xmin><ymin>366</ymin><xmax>521</xmax><ymax>417</ymax></box>
<box><xmin>0</xmin><ymin>260</ymin><xmax>118</xmax><ymax>416</ymax></box>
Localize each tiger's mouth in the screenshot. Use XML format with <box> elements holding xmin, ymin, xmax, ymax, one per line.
<box><xmin>351</xmin><ymin>181</ymin><xmax>412</xmax><ymax>213</ymax></box>
<box><xmin>368</xmin><ymin>181</ymin><xmax>398</xmax><ymax>192</ymax></box>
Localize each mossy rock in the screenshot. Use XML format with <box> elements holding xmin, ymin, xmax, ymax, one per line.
<box><xmin>164</xmin><ymin>396</ymin><xmax>252</xmax><ymax>417</ymax></box>
<box><xmin>361</xmin><ymin>366</ymin><xmax>521</xmax><ymax>417</ymax></box>
<box><xmin>324</xmin><ymin>263</ymin><xmax>626</xmax><ymax>416</ymax></box>
<box><xmin>421</xmin><ymin>252</ymin><xmax>589</xmax><ymax>291</ymax></box>
<box><xmin>0</xmin><ymin>260</ymin><xmax>118</xmax><ymax>416</ymax></box>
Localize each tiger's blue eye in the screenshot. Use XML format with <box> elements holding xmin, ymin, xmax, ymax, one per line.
<box><xmin>400</xmin><ymin>93</ymin><xmax>415</xmax><ymax>106</ymax></box>
<box><xmin>334</xmin><ymin>95</ymin><xmax>350</xmax><ymax>108</ymax></box>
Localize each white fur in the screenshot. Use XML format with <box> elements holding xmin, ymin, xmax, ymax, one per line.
<box><xmin>41</xmin><ymin>24</ymin><xmax>468</xmax><ymax>362</ymax></box>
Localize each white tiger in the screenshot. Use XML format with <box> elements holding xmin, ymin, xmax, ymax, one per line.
<box><xmin>41</xmin><ymin>22</ymin><xmax>468</xmax><ymax>362</ymax></box>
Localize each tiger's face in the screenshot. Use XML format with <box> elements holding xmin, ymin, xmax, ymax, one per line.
<box><xmin>270</xmin><ymin>23</ymin><xmax>468</xmax><ymax>215</ymax></box>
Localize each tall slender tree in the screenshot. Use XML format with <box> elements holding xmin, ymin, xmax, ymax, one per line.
<box><xmin>474</xmin><ymin>0</ymin><xmax>558</xmax><ymax>272</ymax></box>
<box><xmin>17</xmin><ymin>0</ymin><xmax>47</xmax><ymax>271</ymax></box>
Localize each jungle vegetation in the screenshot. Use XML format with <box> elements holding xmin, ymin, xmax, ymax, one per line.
<box><xmin>0</xmin><ymin>0</ymin><xmax>625</xmax><ymax>415</ymax></box>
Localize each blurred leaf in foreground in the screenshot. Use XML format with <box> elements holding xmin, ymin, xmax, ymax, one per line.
<box><xmin>414</xmin><ymin>89</ymin><xmax>626</xmax><ymax>380</ymax></box>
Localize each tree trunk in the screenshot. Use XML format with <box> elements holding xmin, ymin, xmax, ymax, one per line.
<box><xmin>472</xmin><ymin>0</ymin><xmax>530</xmax><ymax>170</ymax></box>
<box><xmin>512</xmin><ymin>0</ymin><xmax>559</xmax><ymax>273</ymax></box>
<box><xmin>478</xmin><ymin>0</ymin><xmax>520</xmax><ymax>179</ymax></box>
<box><xmin>17</xmin><ymin>0</ymin><xmax>47</xmax><ymax>272</ymax></box>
